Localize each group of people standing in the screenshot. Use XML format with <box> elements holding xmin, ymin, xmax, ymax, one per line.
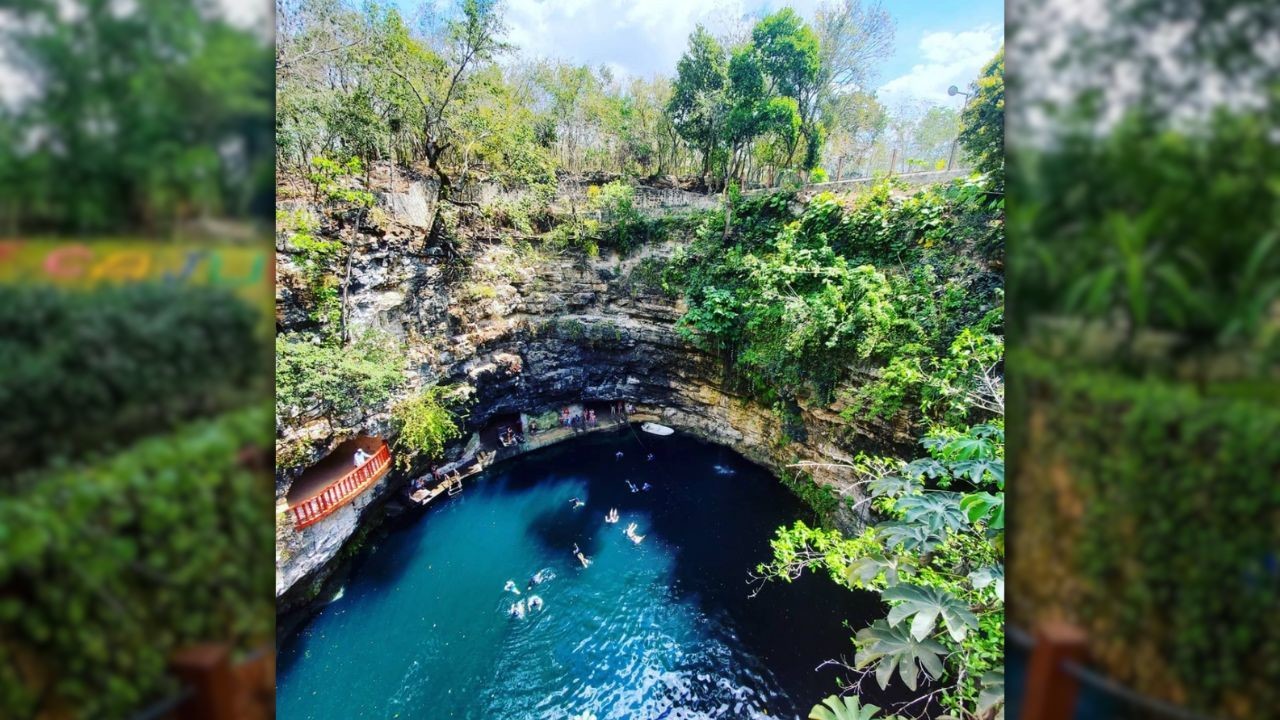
<box><xmin>560</xmin><ymin>406</ymin><xmax>602</xmax><ymax>432</ymax></box>
<box><xmin>553</xmin><ymin>401</ymin><xmax>639</xmax><ymax>434</ymax></box>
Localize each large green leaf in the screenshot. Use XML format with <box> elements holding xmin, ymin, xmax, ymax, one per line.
<box><xmin>854</xmin><ymin>619</ymin><xmax>948</xmax><ymax>691</ymax></box>
<box><xmin>875</xmin><ymin>522</ymin><xmax>943</xmax><ymax>554</ymax></box>
<box><xmin>896</xmin><ymin>492</ymin><xmax>967</xmax><ymax>534</ymax></box>
<box><xmin>969</xmin><ymin>565</ymin><xmax>1005</xmax><ymax>600</ymax></box>
<box><xmin>978</xmin><ymin>669</ymin><xmax>1005</xmax><ymax>719</ymax></box>
<box><xmin>883</xmin><ymin>583</ymin><xmax>979</xmax><ymax>642</ymax></box>
<box><xmin>845</xmin><ymin>554</ymin><xmax>913</xmax><ymax>588</ymax></box>
<box><xmin>952</xmin><ymin>458</ymin><xmax>1004</xmax><ymax>486</ymax></box>
<box><xmin>868</xmin><ymin>472</ymin><xmax>923</xmax><ymax>499</ymax></box>
<box><xmin>902</xmin><ymin>458</ymin><xmax>947</xmax><ymax>480</ymax></box>
<box><xmin>959</xmin><ymin>491</ymin><xmax>1004</xmax><ymax>528</ymax></box>
<box><xmin>808</xmin><ymin>695</ymin><xmax>886</xmax><ymax>720</ymax></box>
<box><xmin>941</xmin><ymin>435</ymin><xmax>996</xmax><ymax>460</ymax></box>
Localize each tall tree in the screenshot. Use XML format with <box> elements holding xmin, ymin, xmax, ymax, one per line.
<box><xmin>749</xmin><ymin>8</ymin><xmax>823</xmax><ymax>169</ymax></box>
<box><xmin>957</xmin><ymin>46</ymin><xmax>1003</xmax><ymax>184</ymax></box>
<box><xmin>666</xmin><ymin>26</ymin><xmax>729</xmax><ymax>185</ymax></box>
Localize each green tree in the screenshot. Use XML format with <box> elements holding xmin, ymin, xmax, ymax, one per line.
<box><xmin>749</xmin><ymin>8</ymin><xmax>824</xmax><ymax>170</ymax></box>
<box><xmin>0</xmin><ymin>0</ymin><xmax>272</xmax><ymax>234</ymax></box>
<box><xmin>957</xmin><ymin>46</ymin><xmax>1004</xmax><ymax>184</ymax></box>
<box><xmin>667</xmin><ymin>26</ymin><xmax>729</xmax><ymax>185</ymax></box>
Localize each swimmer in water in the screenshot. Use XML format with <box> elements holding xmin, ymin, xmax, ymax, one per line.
<box><xmin>605</xmin><ymin>507</ymin><xmax>619</xmax><ymax>523</ymax></box>
<box><xmin>527</xmin><ymin>568</ymin><xmax>549</xmax><ymax>590</ymax></box>
<box><xmin>572</xmin><ymin>543</ymin><xmax>592</xmax><ymax>568</ymax></box>
<box><xmin>625</xmin><ymin>522</ymin><xmax>646</xmax><ymax>544</ymax></box>
<box><xmin>615</xmin><ymin>451</ymin><xmax>624</xmax><ymax>460</ymax></box>
<box><xmin>503</xmin><ymin>580</ymin><xmax>521</xmax><ymax>595</ymax></box>
<box><xmin>569</xmin><ymin>496</ymin><xmax>586</xmax><ymax>509</ymax></box>
<box><xmin>647</xmin><ymin>453</ymin><xmax>654</xmax><ymax>461</ymax></box>
<box><xmin>509</xmin><ymin>600</ymin><xmax>526</xmax><ymax>619</ymax></box>
<box><xmin>626</xmin><ymin>480</ymin><xmax>639</xmax><ymax>493</ymax></box>
<box><xmin>527</xmin><ymin>595</ymin><xmax>544</xmax><ymax>612</ymax></box>
<box><xmin>642</xmin><ymin>482</ymin><xmax>652</xmax><ymax>492</ymax></box>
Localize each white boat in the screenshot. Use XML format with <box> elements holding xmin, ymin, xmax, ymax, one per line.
<box><xmin>640</xmin><ymin>422</ymin><xmax>674</xmax><ymax>436</ymax></box>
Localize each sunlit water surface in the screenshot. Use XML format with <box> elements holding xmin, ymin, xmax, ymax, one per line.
<box><xmin>278</xmin><ymin>429</ymin><xmax>887</xmax><ymax>719</ymax></box>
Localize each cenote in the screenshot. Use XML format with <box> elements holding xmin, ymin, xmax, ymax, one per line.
<box><xmin>278</xmin><ymin>428</ymin><xmax>894</xmax><ymax>719</ymax></box>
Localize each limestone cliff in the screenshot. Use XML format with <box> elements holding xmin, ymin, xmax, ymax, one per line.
<box><xmin>275</xmin><ymin>172</ymin><xmax>917</xmax><ymax>608</ymax></box>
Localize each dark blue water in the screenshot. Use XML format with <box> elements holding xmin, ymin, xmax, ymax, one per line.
<box><xmin>278</xmin><ymin>429</ymin><xmax>890</xmax><ymax>719</ymax></box>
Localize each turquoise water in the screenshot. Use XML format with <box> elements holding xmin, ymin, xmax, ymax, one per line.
<box><xmin>278</xmin><ymin>429</ymin><xmax>889</xmax><ymax>719</ymax></box>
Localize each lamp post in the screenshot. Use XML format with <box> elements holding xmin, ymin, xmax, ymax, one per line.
<box><xmin>946</xmin><ymin>84</ymin><xmax>973</xmax><ymax>171</ymax></box>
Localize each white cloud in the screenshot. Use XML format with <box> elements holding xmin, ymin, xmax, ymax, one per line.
<box><xmin>503</xmin><ymin>0</ymin><xmax>753</xmax><ymax>79</ymax></box>
<box><xmin>878</xmin><ymin>23</ymin><xmax>1002</xmax><ymax>107</ymax></box>
<box><xmin>215</xmin><ymin>0</ymin><xmax>269</xmax><ymax>31</ymax></box>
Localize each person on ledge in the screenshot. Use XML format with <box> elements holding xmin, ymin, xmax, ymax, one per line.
<box><xmin>353</xmin><ymin>448</ymin><xmax>371</xmax><ymax>467</ymax></box>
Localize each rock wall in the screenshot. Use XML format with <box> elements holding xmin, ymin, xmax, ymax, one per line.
<box><xmin>275</xmin><ymin>178</ymin><xmax>916</xmax><ymax>607</ymax></box>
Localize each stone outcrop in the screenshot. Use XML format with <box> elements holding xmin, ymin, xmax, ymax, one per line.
<box><xmin>275</xmin><ymin>176</ymin><xmax>917</xmax><ymax>609</ymax></box>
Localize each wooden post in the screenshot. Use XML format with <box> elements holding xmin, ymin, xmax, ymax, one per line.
<box><xmin>888</xmin><ymin>148</ymin><xmax>897</xmax><ymax>176</ymax></box>
<box><xmin>835</xmin><ymin>156</ymin><xmax>845</xmax><ymax>182</ymax></box>
<box><xmin>171</xmin><ymin>644</ymin><xmax>238</xmax><ymax>720</ymax></box>
<box><xmin>1022</xmin><ymin>621</ymin><xmax>1089</xmax><ymax>720</ymax></box>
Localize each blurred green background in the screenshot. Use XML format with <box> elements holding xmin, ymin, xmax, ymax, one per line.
<box><xmin>0</xmin><ymin>1</ymin><xmax>276</xmax><ymax>718</ymax></box>
<box><xmin>1007</xmin><ymin>1</ymin><xmax>1280</xmax><ymax>718</ymax></box>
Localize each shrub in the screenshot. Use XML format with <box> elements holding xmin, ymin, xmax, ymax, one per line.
<box><xmin>0</xmin><ymin>405</ymin><xmax>274</xmax><ymax>719</ymax></box>
<box><xmin>0</xmin><ymin>283</ymin><xmax>266</xmax><ymax>479</ymax></box>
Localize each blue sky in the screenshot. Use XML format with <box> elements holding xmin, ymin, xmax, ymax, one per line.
<box><xmin>393</xmin><ymin>0</ymin><xmax>1004</xmax><ymax>107</ymax></box>
<box><xmin>209</xmin><ymin>0</ymin><xmax>1002</xmax><ymax>108</ymax></box>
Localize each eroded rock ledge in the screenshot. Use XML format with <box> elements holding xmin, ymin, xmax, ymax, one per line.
<box><xmin>275</xmin><ymin>190</ymin><xmax>916</xmax><ymax>610</ymax></box>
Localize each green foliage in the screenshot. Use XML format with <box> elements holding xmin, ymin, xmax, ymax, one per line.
<box><xmin>1012</xmin><ymin>112</ymin><xmax>1280</xmax><ymax>366</ymax></box>
<box><xmin>0</xmin><ymin>0</ymin><xmax>273</xmax><ymax>234</ymax></box>
<box><xmin>279</xmin><ymin>207</ymin><xmax>345</xmax><ymax>329</ymax></box>
<box><xmin>0</xmin><ymin>283</ymin><xmax>265</xmax><ymax>479</ymax></box>
<box><xmin>670</xmin><ymin>179</ymin><xmax>1002</xmax><ymax>424</ymax></box>
<box><xmin>757</xmin><ymin>424</ymin><xmax>1005</xmax><ymax>717</ymax></box>
<box><xmin>589</xmin><ymin>181</ymin><xmax>660</xmax><ymax>256</ymax></box>
<box><xmin>779</xmin><ymin>469</ymin><xmax>840</xmax><ymax>521</ymax></box>
<box><xmin>667</xmin><ymin>26</ymin><xmax>729</xmax><ymax>179</ymax></box>
<box><xmin>1018</xmin><ymin>366</ymin><xmax>1280</xmax><ymax>714</ymax></box>
<box><xmin>275</xmin><ymin>329</ymin><xmax>405</xmax><ymax>428</ymax></box>
<box><xmin>306</xmin><ymin>155</ymin><xmax>376</xmax><ymax>211</ymax></box>
<box><xmin>957</xmin><ymin>47</ymin><xmax>1004</xmax><ymax>184</ymax></box>
<box><xmin>392</xmin><ymin>386</ymin><xmax>468</xmax><ymax>465</ymax></box>
<box><xmin>0</xmin><ymin>405</ymin><xmax>274</xmax><ymax>718</ymax></box>
<box><xmin>809</xmin><ymin>695</ymin><xmax>899</xmax><ymax>720</ymax></box>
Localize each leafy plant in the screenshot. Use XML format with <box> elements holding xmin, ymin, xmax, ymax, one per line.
<box><xmin>0</xmin><ymin>405</ymin><xmax>274</xmax><ymax>718</ymax></box>
<box><xmin>0</xmin><ymin>283</ymin><xmax>266</xmax><ymax>480</ymax></box>
<box><xmin>756</xmin><ymin>423</ymin><xmax>1006</xmax><ymax>718</ymax></box>
<box><xmin>809</xmin><ymin>695</ymin><xmax>898</xmax><ymax>720</ymax></box>
<box><xmin>392</xmin><ymin>386</ymin><xmax>469</xmax><ymax>466</ymax></box>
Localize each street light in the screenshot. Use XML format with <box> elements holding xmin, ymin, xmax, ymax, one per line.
<box><xmin>946</xmin><ymin>84</ymin><xmax>974</xmax><ymax>170</ymax></box>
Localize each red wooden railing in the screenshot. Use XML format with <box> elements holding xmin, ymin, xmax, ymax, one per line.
<box><xmin>289</xmin><ymin>442</ymin><xmax>391</xmax><ymax>530</ymax></box>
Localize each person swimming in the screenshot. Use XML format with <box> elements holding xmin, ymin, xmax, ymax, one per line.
<box><xmin>626</xmin><ymin>480</ymin><xmax>639</xmax><ymax>493</ymax></box>
<box><xmin>569</xmin><ymin>496</ymin><xmax>586</xmax><ymax>509</ymax></box>
<box><xmin>615</xmin><ymin>451</ymin><xmax>624</xmax><ymax>460</ymax></box>
<box><xmin>527</xmin><ymin>568</ymin><xmax>552</xmax><ymax>589</ymax></box>
<box><xmin>527</xmin><ymin>595</ymin><xmax>544</xmax><ymax>612</ymax></box>
<box><xmin>641</xmin><ymin>482</ymin><xmax>652</xmax><ymax>492</ymax></box>
<box><xmin>503</xmin><ymin>579</ymin><xmax>521</xmax><ymax>595</ymax></box>
<box><xmin>624</xmin><ymin>522</ymin><xmax>645</xmax><ymax>544</ymax></box>
<box><xmin>509</xmin><ymin>600</ymin><xmax>527</xmax><ymax>619</ymax></box>
<box><xmin>572</xmin><ymin>543</ymin><xmax>592</xmax><ymax>568</ymax></box>
<box><xmin>647</xmin><ymin>453</ymin><xmax>654</xmax><ymax>461</ymax></box>
<box><xmin>604</xmin><ymin>507</ymin><xmax>619</xmax><ymax>523</ymax></box>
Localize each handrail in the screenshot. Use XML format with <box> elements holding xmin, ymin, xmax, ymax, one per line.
<box><xmin>289</xmin><ymin>442</ymin><xmax>391</xmax><ymax>530</ymax></box>
<box><xmin>1011</xmin><ymin>621</ymin><xmax>1221</xmax><ymax>720</ymax></box>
